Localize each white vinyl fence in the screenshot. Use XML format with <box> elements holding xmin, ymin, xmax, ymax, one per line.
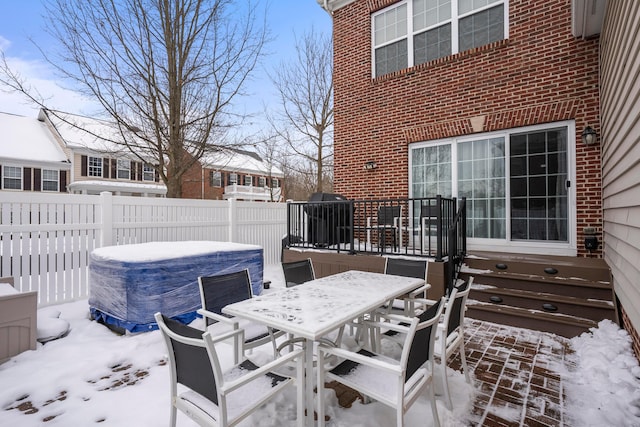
<box><xmin>0</xmin><ymin>192</ymin><xmax>287</xmax><ymax>306</ymax></box>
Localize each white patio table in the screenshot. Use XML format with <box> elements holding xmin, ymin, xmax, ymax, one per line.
<box><xmin>222</xmin><ymin>270</ymin><xmax>426</xmax><ymax>426</ymax></box>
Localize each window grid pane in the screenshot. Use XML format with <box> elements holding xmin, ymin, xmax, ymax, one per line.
<box><xmin>3</xmin><ymin>166</ymin><xmax>21</xmax><ymax>190</ymax></box>
<box><xmin>143</xmin><ymin>164</ymin><xmax>155</xmax><ymax>181</ymax></box>
<box><xmin>374</xmin><ymin>0</ymin><xmax>504</xmax><ymax>76</ymax></box>
<box><xmin>459</xmin><ymin>4</ymin><xmax>504</xmax><ymax>52</ymax></box>
<box><xmin>509</xmin><ymin>128</ymin><xmax>568</xmax><ymax>242</ymax></box>
<box><xmin>42</xmin><ymin>169</ymin><xmax>59</xmax><ymax>192</ymax></box>
<box><xmin>117</xmin><ymin>159</ymin><xmax>131</xmax><ymax>180</ymax></box>
<box><xmin>88</xmin><ymin>157</ymin><xmax>102</xmax><ymax>177</ymax></box>
<box><xmin>458</xmin><ymin>137</ymin><xmax>505</xmax><ymax>239</ymax></box>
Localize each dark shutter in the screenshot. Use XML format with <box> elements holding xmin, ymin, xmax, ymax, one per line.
<box><xmin>103</xmin><ymin>158</ymin><xmax>109</xmax><ymax>178</ymax></box>
<box><xmin>130</xmin><ymin>161</ymin><xmax>135</xmax><ymax>180</ymax></box>
<box><xmin>81</xmin><ymin>155</ymin><xmax>87</xmax><ymax>176</ymax></box>
<box><xmin>60</xmin><ymin>170</ymin><xmax>68</xmax><ymax>192</ymax></box>
<box><xmin>23</xmin><ymin>168</ymin><xmax>32</xmax><ymax>191</ymax></box>
<box><xmin>137</xmin><ymin>162</ymin><xmax>143</xmax><ymax>181</ymax></box>
<box><xmin>33</xmin><ymin>168</ymin><xmax>41</xmax><ymax>191</ymax></box>
<box><xmin>111</xmin><ymin>159</ymin><xmax>117</xmax><ymax>179</ymax></box>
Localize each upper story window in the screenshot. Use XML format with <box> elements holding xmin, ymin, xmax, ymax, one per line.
<box><xmin>42</xmin><ymin>169</ymin><xmax>59</xmax><ymax>192</ymax></box>
<box><xmin>88</xmin><ymin>156</ymin><xmax>102</xmax><ymax>177</ymax></box>
<box><xmin>117</xmin><ymin>159</ymin><xmax>131</xmax><ymax>180</ymax></box>
<box><xmin>228</xmin><ymin>173</ymin><xmax>238</xmax><ymax>185</ymax></box>
<box><xmin>373</xmin><ymin>0</ymin><xmax>507</xmax><ymax>77</ymax></box>
<box><xmin>244</xmin><ymin>175</ymin><xmax>252</xmax><ymax>186</ymax></box>
<box><xmin>210</xmin><ymin>171</ymin><xmax>222</xmax><ymax>187</ymax></box>
<box><xmin>271</xmin><ymin>178</ymin><xmax>280</xmax><ymax>188</ymax></box>
<box><xmin>143</xmin><ymin>164</ymin><xmax>155</xmax><ymax>182</ymax></box>
<box><xmin>2</xmin><ymin>166</ymin><xmax>22</xmax><ymax>190</ymax></box>
<box><xmin>258</xmin><ymin>177</ymin><xmax>266</xmax><ymax>187</ymax></box>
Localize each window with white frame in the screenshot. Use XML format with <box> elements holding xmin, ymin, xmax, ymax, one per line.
<box><xmin>117</xmin><ymin>159</ymin><xmax>131</xmax><ymax>180</ymax></box>
<box><xmin>410</xmin><ymin>123</ymin><xmax>571</xmax><ymax>245</ymax></box>
<box><xmin>88</xmin><ymin>156</ymin><xmax>102</xmax><ymax>177</ymax></box>
<box><xmin>143</xmin><ymin>164</ymin><xmax>155</xmax><ymax>181</ymax></box>
<box><xmin>258</xmin><ymin>177</ymin><xmax>266</xmax><ymax>187</ymax></box>
<box><xmin>244</xmin><ymin>175</ymin><xmax>252</xmax><ymax>186</ymax></box>
<box><xmin>228</xmin><ymin>173</ymin><xmax>237</xmax><ymax>185</ymax></box>
<box><xmin>210</xmin><ymin>171</ymin><xmax>222</xmax><ymax>187</ymax></box>
<box><xmin>373</xmin><ymin>0</ymin><xmax>507</xmax><ymax>76</ymax></box>
<box><xmin>42</xmin><ymin>169</ymin><xmax>59</xmax><ymax>192</ymax></box>
<box><xmin>2</xmin><ymin>166</ymin><xmax>22</xmax><ymax>190</ymax></box>
<box><xmin>271</xmin><ymin>178</ymin><xmax>280</xmax><ymax>188</ymax></box>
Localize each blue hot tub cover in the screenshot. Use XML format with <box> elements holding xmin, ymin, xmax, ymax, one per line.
<box><xmin>88</xmin><ymin>241</ymin><xmax>263</xmax><ymax>333</ymax></box>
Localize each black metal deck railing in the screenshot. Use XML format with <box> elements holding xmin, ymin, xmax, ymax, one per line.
<box><xmin>285</xmin><ymin>195</ymin><xmax>466</xmax><ymax>264</ymax></box>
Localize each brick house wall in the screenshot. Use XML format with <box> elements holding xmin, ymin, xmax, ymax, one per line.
<box><xmin>331</xmin><ymin>0</ymin><xmax>601</xmax><ymax>257</ymax></box>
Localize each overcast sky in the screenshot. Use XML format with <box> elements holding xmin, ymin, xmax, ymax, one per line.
<box><xmin>0</xmin><ymin>0</ymin><xmax>332</xmax><ymax>132</ymax></box>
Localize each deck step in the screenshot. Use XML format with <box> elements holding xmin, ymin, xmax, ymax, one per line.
<box><xmin>460</xmin><ymin>251</ymin><xmax>615</xmax><ymax>337</ymax></box>
<box><xmin>466</xmin><ymin>300</ymin><xmax>598</xmax><ymax>338</ymax></box>
<box><xmin>465</xmin><ymin>271</ymin><xmax>614</xmax><ymax>301</ymax></box>
<box><xmin>469</xmin><ymin>284</ymin><xmax>615</xmax><ymax>323</ymax></box>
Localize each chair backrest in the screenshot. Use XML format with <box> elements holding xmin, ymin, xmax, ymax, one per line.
<box><xmin>155</xmin><ymin>313</ymin><xmax>219</xmax><ymax>405</ymax></box>
<box><xmin>420</xmin><ymin>203</ymin><xmax>438</xmax><ymax>227</ymax></box>
<box><xmin>384</xmin><ymin>257</ymin><xmax>428</xmax><ymax>280</ymax></box>
<box><xmin>444</xmin><ymin>277</ymin><xmax>473</xmax><ymax>337</ymax></box>
<box><xmin>199</xmin><ymin>269</ymin><xmax>252</xmax><ymax>324</ymax></box>
<box><xmin>404</xmin><ymin>297</ymin><xmax>445</xmax><ymax>381</ymax></box>
<box><xmin>377</xmin><ymin>205</ymin><xmax>401</xmax><ymax>226</ymax></box>
<box><xmin>282</xmin><ymin>258</ymin><xmax>315</xmax><ymax>287</ymax></box>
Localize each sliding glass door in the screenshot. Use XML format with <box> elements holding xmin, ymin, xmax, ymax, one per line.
<box><xmin>410</xmin><ymin>122</ymin><xmax>574</xmax><ymax>254</ymax></box>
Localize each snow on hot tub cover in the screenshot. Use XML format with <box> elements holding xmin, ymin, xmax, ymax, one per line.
<box><xmin>88</xmin><ymin>241</ymin><xmax>263</xmax><ymax>333</ymax></box>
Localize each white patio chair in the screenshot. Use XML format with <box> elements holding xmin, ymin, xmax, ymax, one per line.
<box><xmin>155</xmin><ymin>312</ymin><xmax>304</xmax><ymax>427</ymax></box>
<box><xmin>281</xmin><ymin>258</ymin><xmax>315</xmax><ymax>287</ymax></box>
<box><xmin>198</xmin><ymin>269</ymin><xmax>284</xmax><ymax>364</ymax></box>
<box><xmin>386</xmin><ymin>277</ymin><xmax>474</xmax><ymax>409</ymax></box>
<box><xmin>317</xmin><ymin>298</ymin><xmax>445</xmax><ymax>427</ymax></box>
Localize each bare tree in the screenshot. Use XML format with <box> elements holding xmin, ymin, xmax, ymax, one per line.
<box><xmin>0</xmin><ymin>0</ymin><xmax>268</xmax><ymax>198</ymax></box>
<box><xmin>269</xmin><ymin>28</ymin><xmax>333</xmax><ymax>194</ymax></box>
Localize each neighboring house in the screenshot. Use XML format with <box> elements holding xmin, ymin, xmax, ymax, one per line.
<box><xmin>39</xmin><ymin>109</ymin><xmax>166</xmax><ymax>197</ymax></box>
<box><xmin>318</xmin><ymin>0</ymin><xmax>640</xmax><ymax>355</ymax></box>
<box><xmin>181</xmin><ymin>148</ymin><xmax>284</xmax><ymax>202</ymax></box>
<box><xmin>0</xmin><ymin>112</ymin><xmax>71</xmax><ymax>193</ymax></box>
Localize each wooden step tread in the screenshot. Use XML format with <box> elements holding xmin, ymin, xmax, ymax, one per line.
<box><xmin>466</xmin><ymin>299</ymin><xmax>598</xmax><ymax>328</ymax></box>
<box><xmin>470</xmin><ymin>283</ymin><xmax>615</xmax><ymax>308</ymax></box>
<box><xmin>462</xmin><ymin>269</ymin><xmax>611</xmax><ymax>289</ymax></box>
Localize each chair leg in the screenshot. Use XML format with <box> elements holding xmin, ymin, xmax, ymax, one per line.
<box><xmin>316</xmin><ymin>351</ymin><xmax>326</xmax><ymax>426</ymax></box>
<box><xmin>441</xmin><ymin>360</ymin><xmax>453</xmax><ymax>410</ymax></box>
<box><xmin>428</xmin><ymin>378</ymin><xmax>440</xmax><ymax>427</ymax></box>
<box><xmin>459</xmin><ymin>340</ymin><xmax>471</xmax><ymax>383</ymax></box>
<box><xmin>170</xmin><ymin>400</ymin><xmax>177</xmax><ymax>427</ymax></box>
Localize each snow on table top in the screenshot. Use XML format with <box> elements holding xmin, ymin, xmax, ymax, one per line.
<box><xmin>223</xmin><ymin>270</ymin><xmax>424</xmax><ymax>340</ymax></box>
<box><xmin>90</xmin><ymin>241</ymin><xmax>262</xmax><ymax>262</ymax></box>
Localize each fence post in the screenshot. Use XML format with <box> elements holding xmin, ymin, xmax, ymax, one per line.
<box><xmin>100</xmin><ymin>191</ymin><xmax>113</xmax><ymax>247</ymax></box>
<box><xmin>228</xmin><ymin>198</ymin><xmax>237</xmax><ymax>242</ymax></box>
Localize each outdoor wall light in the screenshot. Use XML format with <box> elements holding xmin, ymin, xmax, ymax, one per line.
<box><xmin>582</xmin><ymin>126</ymin><xmax>597</xmax><ymax>146</ymax></box>
<box><xmin>363</xmin><ymin>161</ymin><xmax>378</xmax><ymax>170</ymax></box>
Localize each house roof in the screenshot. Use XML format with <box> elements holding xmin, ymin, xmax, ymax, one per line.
<box><xmin>39</xmin><ymin>109</ymin><xmax>135</xmax><ymax>156</ymax></box>
<box><xmin>200</xmin><ymin>149</ymin><xmax>284</xmax><ymax>177</ymax></box>
<box><xmin>0</xmin><ymin>112</ymin><xmax>71</xmax><ymax>168</ymax></box>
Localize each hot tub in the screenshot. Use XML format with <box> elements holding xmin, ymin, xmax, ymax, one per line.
<box><xmin>88</xmin><ymin>241</ymin><xmax>263</xmax><ymax>333</ymax></box>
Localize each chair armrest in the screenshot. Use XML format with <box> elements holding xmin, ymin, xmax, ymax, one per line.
<box><xmin>206</xmin><ymin>328</ymin><xmax>245</xmax><ymax>345</ymax></box>
<box><xmin>372</xmin><ymin>312</ymin><xmax>413</xmax><ymax>325</ymax></box>
<box><xmin>408</xmin><ymin>284</ymin><xmax>430</xmax><ymax>299</ymax></box>
<box><xmin>197</xmin><ymin>308</ymin><xmax>239</xmax><ymax>327</ymax></box>
<box><xmin>318</xmin><ymin>345</ymin><xmax>402</xmax><ymax>375</ymax></box>
<box><xmin>219</xmin><ymin>348</ymin><xmax>305</xmax><ymax>394</ymax></box>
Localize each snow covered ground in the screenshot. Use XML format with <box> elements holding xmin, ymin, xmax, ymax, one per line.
<box><xmin>1</xmin><ymin>264</ymin><xmax>639</xmax><ymax>426</ymax></box>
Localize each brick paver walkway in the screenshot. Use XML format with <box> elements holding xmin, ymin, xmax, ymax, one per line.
<box><xmin>453</xmin><ymin>319</ymin><xmax>572</xmax><ymax>427</ymax></box>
